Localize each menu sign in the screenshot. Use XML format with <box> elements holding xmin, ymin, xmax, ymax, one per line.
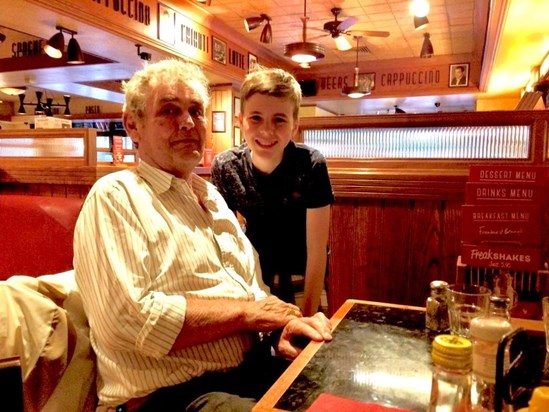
<box><xmin>461</xmin><ymin>244</ymin><xmax>542</xmax><ymax>272</ymax></box>
<box><xmin>461</xmin><ymin>204</ymin><xmax>542</xmax><ymax>246</ymax></box>
<box><xmin>468</xmin><ymin>165</ymin><xmax>549</xmax><ymax>184</ymax></box>
<box><xmin>461</xmin><ymin>164</ymin><xmax>548</xmax><ymax>272</ymax></box>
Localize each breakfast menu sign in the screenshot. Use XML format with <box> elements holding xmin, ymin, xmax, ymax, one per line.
<box><xmin>461</xmin><ymin>165</ymin><xmax>548</xmax><ymax>271</ymax></box>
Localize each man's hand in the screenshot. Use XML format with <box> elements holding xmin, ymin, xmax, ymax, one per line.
<box><xmin>275</xmin><ymin>312</ymin><xmax>332</xmax><ymax>359</ymax></box>
<box><xmin>243</xmin><ymin>295</ymin><xmax>303</xmax><ymax>331</ymax></box>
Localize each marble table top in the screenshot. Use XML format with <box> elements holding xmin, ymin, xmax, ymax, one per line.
<box><xmin>273</xmin><ymin>302</ymin><xmax>548</xmax><ymax>412</ymax></box>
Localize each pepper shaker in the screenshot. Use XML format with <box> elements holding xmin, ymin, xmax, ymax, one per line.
<box><xmin>426</xmin><ymin>280</ymin><xmax>450</xmax><ymax>332</ymax></box>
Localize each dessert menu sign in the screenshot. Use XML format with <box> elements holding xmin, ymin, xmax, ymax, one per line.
<box><xmin>461</xmin><ymin>165</ymin><xmax>548</xmax><ymax>272</ymax></box>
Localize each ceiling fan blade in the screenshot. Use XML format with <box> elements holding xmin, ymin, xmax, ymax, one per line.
<box><xmin>336</xmin><ymin>16</ymin><xmax>359</xmax><ymax>32</ymax></box>
<box><xmin>308</xmin><ymin>33</ymin><xmax>329</xmax><ymax>41</ymax></box>
<box><xmin>358</xmin><ymin>30</ymin><xmax>390</xmax><ymax>38</ymax></box>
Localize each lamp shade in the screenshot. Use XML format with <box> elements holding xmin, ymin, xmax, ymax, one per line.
<box><xmin>67</xmin><ymin>37</ymin><xmax>85</xmax><ymax>64</ymax></box>
<box><xmin>44</xmin><ymin>31</ymin><xmax>64</xmax><ymax>58</ymax></box>
<box><xmin>260</xmin><ymin>22</ymin><xmax>272</xmax><ymax>43</ymax></box>
<box><xmin>334</xmin><ymin>35</ymin><xmax>352</xmax><ymax>51</ymax></box>
<box><xmin>245</xmin><ymin>16</ymin><xmax>263</xmax><ymax>31</ymax></box>
<box><xmin>284</xmin><ymin>42</ymin><xmax>325</xmax><ymax>63</ymax></box>
<box><xmin>420</xmin><ymin>32</ymin><xmax>434</xmax><ymax>58</ymax></box>
<box><xmin>414</xmin><ymin>15</ymin><xmax>429</xmax><ymax>30</ymax></box>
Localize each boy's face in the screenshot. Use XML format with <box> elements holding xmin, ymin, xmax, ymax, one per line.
<box><xmin>239</xmin><ymin>93</ymin><xmax>298</xmax><ymax>165</ymax></box>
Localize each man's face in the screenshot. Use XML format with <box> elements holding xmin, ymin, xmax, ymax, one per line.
<box><xmin>125</xmin><ymin>82</ymin><xmax>207</xmax><ymax>179</ymax></box>
<box><xmin>455</xmin><ymin>68</ymin><xmax>464</xmax><ymax>78</ymax></box>
<box><xmin>240</xmin><ymin>93</ymin><xmax>298</xmax><ymax>166</ymax></box>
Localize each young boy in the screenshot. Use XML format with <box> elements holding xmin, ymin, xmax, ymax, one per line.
<box><xmin>211</xmin><ymin>67</ymin><xmax>334</xmax><ymax>316</ymax></box>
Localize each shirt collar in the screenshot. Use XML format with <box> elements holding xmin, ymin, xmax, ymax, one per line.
<box><xmin>137</xmin><ymin>160</ymin><xmax>218</xmax><ymax>209</ymax></box>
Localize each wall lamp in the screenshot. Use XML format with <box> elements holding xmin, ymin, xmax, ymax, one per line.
<box><xmin>244</xmin><ymin>14</ymin><xmax>272</xmax><ymax>44</ymax></box>
<box><xmin>136</xmin><ymin>44</ymin><xmax>152</xmax><ymax>61</ymax></box>
<box><xmin>17</xmin><ymin>91</ymin><xmax>71</xmax><ymax>116</ymax></box>
<box><xmin>43</xmin><ymin>25</ymin><xmax>85</xmax><ymax>64</ymax></box>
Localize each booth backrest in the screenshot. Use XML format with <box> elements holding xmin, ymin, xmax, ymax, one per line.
<box><xmin>0</xmin><ymin>194</ymin><xmax>84</xmax><ymax>280</ymax></box>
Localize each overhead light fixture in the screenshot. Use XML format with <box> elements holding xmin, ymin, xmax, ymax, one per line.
<box><xmin>414</xmin><ymin>15</ymin><xmax>429</xmax><ymax>30</ymax></box>
<box><xmin>334</xmin><ymin>35</ymin><xmax>352</xmax><ymax>51</ymax></box>
<box><xmin>63</xmin><ymin>95</ymin><xmax>71</xmax><ymax>115</ymax></box>
<box><xmin>44</xmin><ymin>28</ymin><xmax>65</xmax><ymax>58</ymax></box>
<box><xmin>136</xmin><ymin>44</ymin><xmax>152</xmax><ymax>61</ymax></box>
<box><xmin>16</xmin><ymin>92</ymin><xmax>72</xmax><ymax>115</ymax></box>
<box><xmin>244</xmin><ymin>14</ymin><xmax>268</xmax><ymax>32</ymax></box>
<box><xmin>0</xmin><ymin>86</ymin><xmax>27</xmax><ymax>95</ymax></box>
<box><xmin>341</xmin><ymin>36</ymin><xmax>371</xmax><ymax>99</ymax></box>
<box><xmin>420</xmin><ymin>32</ymin><xmax>434</xmax><ymax>58</ymax></box>
<box><xmin>284</xmin><ymin>42</ymin><xmax>325</xmax><ymax>63</ymax></box>
<box><xmin>410</xmin><ymin>0</ymin><xmax>430</xmax><ymax>17</ymax></box>
<box><xmin>244</xmin><ymin>14</ymin><xmax>272</xmax><ymax>44</ymax></box>
<box><xmin>284</xmin><ymin>0</ymin><xmax>325</xmax><ymax>63</ymax></box>
<box><xmin>43</xmin><ymin>25</ymin><xmax>84</xmax><ymax>64</ymax></box>
<box><xmin>67</xmin><ymin>35</ymin><xmax>84</xmax><ymax>64</ymax></box>
<box><xmin>259</xmin><ymin>21</ymin><xmax>272</xmax><ymax>44</ymax></box>
<box><xmin>18</xmin><ymin>94</ymin><xmax>26</xmax><ymax>114</ymax></box>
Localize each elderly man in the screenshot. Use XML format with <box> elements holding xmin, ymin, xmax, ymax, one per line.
<box><xmin>73</xmin><ymin>59</ymin><xmax>331</xmax><ymax>412</ymax></box>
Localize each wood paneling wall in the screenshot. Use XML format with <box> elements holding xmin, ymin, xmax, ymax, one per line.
<box><xmin>298</xmin><ymin>111</ymin><xmax>549</xmax><ymax>315</ymax></box>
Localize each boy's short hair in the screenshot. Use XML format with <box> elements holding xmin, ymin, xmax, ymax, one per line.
<box><xmin>240</xmin><ymin>66</ymin><xmax>302</xmax><ymax>120</ymax></box>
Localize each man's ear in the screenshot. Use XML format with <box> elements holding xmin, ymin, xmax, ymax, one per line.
<box><xmin>123</xmin><ymin>112</ymin><xmax>140</xmax><ymax>145</ymax></box>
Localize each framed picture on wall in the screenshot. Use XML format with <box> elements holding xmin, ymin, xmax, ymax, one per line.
<box><xmin>212</xmin><ymin>37</ymin><xmax>227</xmax><ymax>64</ymax></box>
<box><xmin>212</xmin><ymin>111</ymin><xmax>226</xmax><ymax>133</ymax></box>
<box><xmin>234</xmin><ymin>96</ymin><xmax>241</xmax><ymax>118</ymax></box>
<box><xmin>233</xmin><ymin>127</ymin><xmax>242</xmax><ymax>146</ymax></box>
<box><xmin>158</xmin><ymin>4</ymin><xmax>176</xmax><ymax>45</ymax></box>
<box><xmin>248</xmin><ymin>53</ymin><xmax>258</xmax><ymax>72</ymax></box>
<box><xmin>358</xmin><ymin>72</ymin><xmax>376</xmax><ymax>91</ymax></box>
<box><xmin>449</xmin><ymin>63</ymin><xmax>469</xmax><ymax>87</ymax></box>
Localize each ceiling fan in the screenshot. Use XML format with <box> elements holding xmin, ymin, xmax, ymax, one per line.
<box><xmin>317</xmin><ymin>7</ymin><xmax>390</xmax><ymax>51</ymax></box>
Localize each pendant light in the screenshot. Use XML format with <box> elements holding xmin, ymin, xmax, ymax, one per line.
<box><xmin>284</xmin><ymin>0</ymin><xmax>325</xmax><ymax>63</ymax></box>
<box><xmin>420</xmin><ymin>32</ymin><xmax>434</xmax><ymax>58</ymax></box>
<box><xmin>341</xmin><ymin>36</ymin><xmax>371</xmax><ymax>99</ymax></box>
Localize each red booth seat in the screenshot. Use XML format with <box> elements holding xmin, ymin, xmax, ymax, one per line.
<box><xmin>0</xmin><ymin>194</ymin><xmax>83</xmax><ymax>280</ymax></box>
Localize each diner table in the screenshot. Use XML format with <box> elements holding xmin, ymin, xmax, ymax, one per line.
<box><xmin>253</xmin><ymin>299</ymin><xmax>548</xmax><ymax>412</ymax></box>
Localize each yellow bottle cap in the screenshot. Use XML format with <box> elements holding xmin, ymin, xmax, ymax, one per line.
<box><xmin>431</xmin><ymin>334</ymin><xmax>472</xmax><ymax>370</ymax></box>
<box><xmin>529</xmin><ymin>386</ymin><xmax>549</xmax><ymax>412</ymax></box>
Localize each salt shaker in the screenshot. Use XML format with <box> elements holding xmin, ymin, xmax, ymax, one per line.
<box><xmin>426</xmin><ymin>280</ymin><xmax>450</xmax><ymax>332</ymax></box>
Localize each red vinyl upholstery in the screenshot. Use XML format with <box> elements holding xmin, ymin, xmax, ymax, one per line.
<box><xmin>0</xmin><ymin>195</ymin><xmax>84</xmax><ymax>280</ymax></box>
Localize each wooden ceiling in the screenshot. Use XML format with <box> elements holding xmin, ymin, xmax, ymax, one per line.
<box><xmin>0</xmin><ymin>0</ymin><xmax>547</xmax><ymax>115</ymax></box>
